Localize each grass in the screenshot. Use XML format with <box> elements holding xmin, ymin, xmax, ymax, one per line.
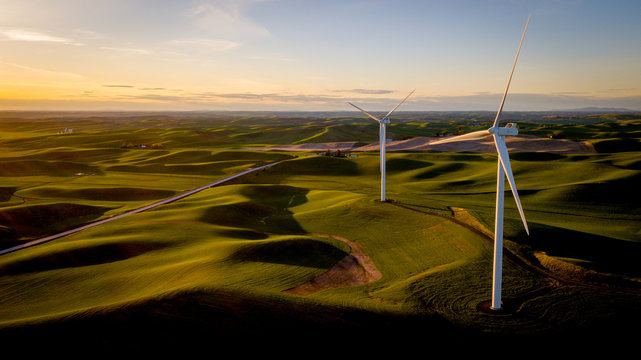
<box><xmin>0</xmin><ymin>112</ymin><xmax>640</xmax><ymax>351</ymax></box>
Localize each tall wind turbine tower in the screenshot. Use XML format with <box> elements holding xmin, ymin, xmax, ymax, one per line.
<box><xmin>348</xmin><ymin>90</ymin><xmax>414</xmax><ymax>202</ymax></box>
<box><xmin>430</xmin><ymin>15</ymin><xmax>531</xmax><ymax>311</ymax></box>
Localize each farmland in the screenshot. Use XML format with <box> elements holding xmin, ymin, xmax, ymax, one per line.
<box><xmin>0</xmin><ymin>111</ymin><xmax>640</xmax><ymax>352</ymax></box>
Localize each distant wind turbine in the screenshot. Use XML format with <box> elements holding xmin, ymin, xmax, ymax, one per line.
<box><xmin>348</xmin><ymin>90</ymin><xmax>414</xmax><ymax>202</ymax></box>
<box><xmin>431</xmin><ymin>15</ymin><xmax>531</xmax><ymax>311</ymax></box>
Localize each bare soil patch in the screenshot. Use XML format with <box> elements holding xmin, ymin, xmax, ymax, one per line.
<box><xmin>284</xmin><ymin>233</ymin><xmax>382</xmax><ymax>296</ymax></box>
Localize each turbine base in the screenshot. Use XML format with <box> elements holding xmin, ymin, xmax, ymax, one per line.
<box><xmin>477</xmin><ymin>299</ymin><xmax>514</xmax><ymax>315</ymax></box>
<box><xmin>375</xmin><ymin>198</ymin><xmax>394</xmax><ymax>203</ymax></box>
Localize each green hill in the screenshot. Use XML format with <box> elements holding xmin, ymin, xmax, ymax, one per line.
<box><xmin>1</xmin><ymin>112</ymin><xmax>640</xmax><ymax>351</ymax></box>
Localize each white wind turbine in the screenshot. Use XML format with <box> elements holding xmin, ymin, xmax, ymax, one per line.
<box><xmin>431</xmin><ymin>15</ymin><xmax>531</xmax><ymax>311</ymax></box>
<box><xmin>348</xmin><ymin>90</ymin><xmax>415</xmax><ymax>202</ymax></box>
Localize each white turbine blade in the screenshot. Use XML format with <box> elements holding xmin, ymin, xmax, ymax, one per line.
<box><xmin>382</xmin><ymin>90</ymin><xmax>415</xmax><ymax>120</ymax></box>
<box><xmin>492</xmin><ymin>14</ymin><xmax>530</xmax><ymax>129</ymax></box>
<box><xmin>493</xmin><ymin>134</ymin><xmax>529</xmax><ymax>235</ymax></box>
<box><xmin>347</xmin><ymin>101</ymin><xmax>381</xmax><ymax>122</ymax></box>
<box><xmin>430</xmin><ymin>129</ymin><xmax>490</xmax><ymax>145</ymax></box>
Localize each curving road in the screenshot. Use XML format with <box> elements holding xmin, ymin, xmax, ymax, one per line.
<box><xmin>0</xmin><ymin>160</ymin><xmax>283</xmax><ymax>256</ymax></box>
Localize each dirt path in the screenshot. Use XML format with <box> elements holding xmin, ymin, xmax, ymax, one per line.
<box><xmin>283</xmin><ymin>233</ymin><xmax>382</xmax><ymax>296</ymax></box>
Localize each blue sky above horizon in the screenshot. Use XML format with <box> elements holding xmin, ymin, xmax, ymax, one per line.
<box><xmin>0</xmin><ymin>0</ymin><xmax>639</xmax><ymax>111</ymax></box>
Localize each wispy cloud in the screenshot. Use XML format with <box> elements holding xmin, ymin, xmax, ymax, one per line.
<box><xmin>330</xmin><ymin>89</ymin><xmax>395</xmax><ymax>95</ymax></box>
<box><xmin>601</xmin><ymin>88</ymin><xmax>640</xmax><ymax>95</ymax></box>
<box><xmin>117</xmin><ymin>94</ymin><xmax>186</xmax><ymax>102</ymax></box>
<box><xmin>100</xmin><ymin>46</ymin><xmax>153</xmax><ymax>55</ymax></box>
<box><xmin>11</xmin><ymin>90</ymin><xmax>641</xmax><ymax>112</ymax></box>
<box><xmin>115</xmin><ymin>91</ymin><xmax>344</xmax><ymax>104</ymax></box>
<box><xmin>246</xmin><ymin>55</ymin><xmax>295</xmax><ymax>62</ymax></box>
<box><xmin>0</xmin><ymin>28</ymin><xmax>83</xmax><ymax>46</ymax></box>
<box><xmin>74</xmin><ymin>28</ymin><xmax>106</xmax><ymax>40</ymax></box>
<box><xmin>551</xmin><ymin>91</ymin><xmax>591</xmax><ymax>96</ymax></box>
<box><xmin>102</xmin><ymin>84</ymin><xmax>134</xmax><ymax>88</ymax></box>
<box><xmin>0</xmin><ymin>60</ymin><xmax>83</xmax><ymax>79</ymax></box>
<box><xmin>166</xmin><ymin>38</ymin><xmax>240</xmax><ymax>52</ymax></box>
<box><xmin>184</xmin><ymin>0</ymin><xmax>270</xmax><ymax>37</ymax></box>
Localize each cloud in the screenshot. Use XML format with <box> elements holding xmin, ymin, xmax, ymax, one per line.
<box><xmin>184</xmin><ymin>0</ymin><xmax>270</xmax><ymax>37</ymax></box>
<box><xmin>166</xmin><ymin>38</ymin><xmax>240</xmax><ymax>52</ymax></box>
<box><xmin>330</xmin><ymin>89</ymin><xmax>395</xmax><ymax>95</ymax></box>
<box><xmin>246</xmin><ymin>55</ymin><xmax>295</xmax><ymax>62</ymax></box>
<box><xmin>102</xmin><ymin>84</ymin><xmax>134</xmax><ymax>88</ymax></box>
<box><xmin>0</xmin><ymin>28</ymin><xmax>83</xmax><ymax>46</ymax></box>
<box><xmin>100</xmin><ymin>46</ymin><xmax>153</xmax><ymax>55</ymax></box>
<box><xmin>0</xmin><ymin>61</ymin><xmax>83</xmax><ymax>79</ymax></box>
<box><xmin>602</xmin><ymin>88</ymin><xmax>640</xmax><ymax>94</ymax></box>
<box><xmin>196</xmin><ymin>92</ymin><xmax>344</xmax><ymax>103</ymax></box>
<box><xmin>7</xmin><ymin>90</ymin><xmax>641</xmax><ymax>112</ymax></box>
<box><xmin>112</xmin><ymin>90</ymin><xmax>346</xmax><ymax>105</ymax></box>
<box><xmin>74</xmin><ymin>28</ymin><xmax>106</xmax><ymax>40</ymax></box>
<box><xmin>551</xmin><ymin>91</ymin><xmax>590</xmax><ymax>96</ymax></box>
<box><xmin>117</xmin><ymin>94</ymin><xmax>186</xmax><ymax>102</ymax></box>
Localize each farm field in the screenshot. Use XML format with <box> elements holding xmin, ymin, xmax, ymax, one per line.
<box><xmin>0</xmin><ymin>111</ymin><xmax>640</xmax><ymax>353</ymax></box>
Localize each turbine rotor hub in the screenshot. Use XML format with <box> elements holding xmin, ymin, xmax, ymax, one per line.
<box><xmin>489</xmin><ymin>124</ymin><xmax>519</xmax><ymax>136</ymax></box>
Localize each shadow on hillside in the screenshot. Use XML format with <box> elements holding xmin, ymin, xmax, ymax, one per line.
<box><xmin>2</xmin><ymin>287</ymin><xmax>638</xmax><ymax>356</ymax></box>
<box><xmin>0</xmin><ymin>203</ymin><xmax>112</xmax><ymax>244</ymax></box>
<box><xmin>200</xmin><ymin>185</ymin><xmax>309</xmax><ymax>235</ymax></box>
<box><xmin>229</xmin><ymin>238</ymin><xmax>348</xmax><ymax>267</ymax></box>
<box><xmin>200</xmin><ymin>185</ymin><xmax>352</xmax><ymax>268</ymax></box>
<box><xmin>513</xmin><ymin>223</ymin><xmax>641</xmax><ymax>278</ymax></box>
<box><xmin>414</xmin><ymin>162</ymin><xmax>467</xmax><ymax>179</ymax></box>
<box><xmin>0</xmin><ymin>242</ymin><xmax>166</xmax><ymax>276</ymax></box>
<box><xmin>385</xmin><ymin>158</ymin><xmax>434</xmax><ymax>173</ymax></box>
<box><xmin>0</xmin><ymin>160</ymin><xmax>104</xmax><ymax>177</ymax></box>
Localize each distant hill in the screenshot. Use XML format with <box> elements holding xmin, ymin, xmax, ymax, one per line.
<box><xmin>557</xmin><ymin>107</ymin><xmax>635</xmax><ymax>113</ymax></box>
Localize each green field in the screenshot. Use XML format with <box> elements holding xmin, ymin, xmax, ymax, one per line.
<box><xmin>0</xmin><ymin>111</ymin><xmax>640</xmax><ymax>352</ymax></box>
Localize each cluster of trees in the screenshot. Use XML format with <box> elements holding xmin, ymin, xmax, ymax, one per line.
<box><xmin>323</xmin><ymin>149</ymin><xmax>347</xmax><ymax>157</ymax></box>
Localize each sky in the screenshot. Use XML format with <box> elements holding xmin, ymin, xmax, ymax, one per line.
<box><xmin>0</xmin><ymin>0</ymin><xmax>639</xmax><ymax>112</ymax></box>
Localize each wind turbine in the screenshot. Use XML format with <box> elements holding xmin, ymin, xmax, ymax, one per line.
<box><xmin>431</xmin><ymin>15</ymin><xmax>531</xmax><ymax>311</ymax></box>
<box><xmin>348</xmin><ymin>90</ymin><xmax>414</xmax><ymax>202</ymax></box>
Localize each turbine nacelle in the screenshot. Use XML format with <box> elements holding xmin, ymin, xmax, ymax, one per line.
<box><xmin>381</xmin><ymin>119</ymin><xmax>391</xmax><ymax>124</ymax></box>
<box><xmin>489</xmin><ymin>123</ymin><xmax>519</xmax><ymax>136</ymax></box>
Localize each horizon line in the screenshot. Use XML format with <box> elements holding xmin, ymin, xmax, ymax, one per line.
<box><xmin>1</xmin><ymin>107</ymin><xmax>639</xmax><ymax>114</ymax></box>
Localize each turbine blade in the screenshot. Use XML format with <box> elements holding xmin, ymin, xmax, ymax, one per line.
<box><xmin>493</xmin><ymin>134</ymin><xmax>529</xmax><ymax>235</ymax></box>
<box><xmin>382</xmin><ymin>90</ymin><xmax>415</xmax><ymax>120</ymax></box>
<box><xmin>347</xmin><ymin>101</ymin><xmax>381</xmax><ymax>122</ymax></box>
<box><xmin>492</xmin><ymin>14</ymin><xmax>531</xmax><ymax>129</ymax></box>
<box><xmin>429</xmin><ymin>129</ymin><xmax>490</xmax><ymax>145</ymax></box>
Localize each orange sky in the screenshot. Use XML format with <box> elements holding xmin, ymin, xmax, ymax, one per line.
<box><xmin>0</xmin><ymin>0</ymin><xmax>639</xmax><ymax>111</ymax></box>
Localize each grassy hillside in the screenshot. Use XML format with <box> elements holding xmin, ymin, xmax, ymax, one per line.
<box><xmin>1</xmin><ymin>112</ymin><xmax>640</xmax><ymax>352</ymax></box>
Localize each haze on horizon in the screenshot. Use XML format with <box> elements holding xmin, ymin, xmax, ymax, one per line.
<box><xmin>0</xmin><ymin>0</ymin><xmax>639</xmax><ymax>112</ymax></box>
